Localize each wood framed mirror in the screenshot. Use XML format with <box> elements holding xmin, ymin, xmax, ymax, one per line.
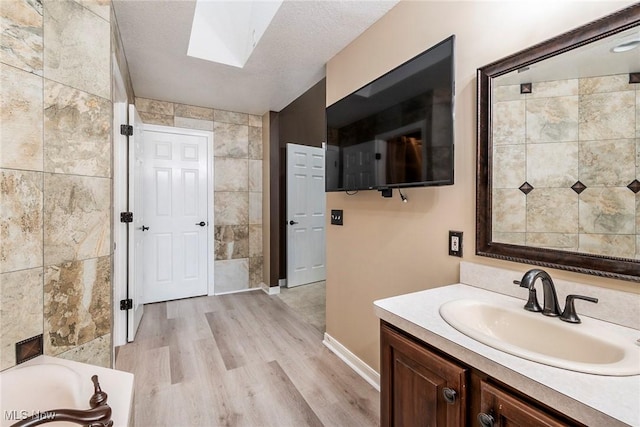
<box><xmin>476</xmin><ymin>4</ymin><xmax>640</xmax><ymax>282</ymax></box>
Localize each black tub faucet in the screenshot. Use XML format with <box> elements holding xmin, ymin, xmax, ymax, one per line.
<box><xmin>514</xmin><ymin>269</ymin><xmax>561</xmax><ymax>317</ymax></box>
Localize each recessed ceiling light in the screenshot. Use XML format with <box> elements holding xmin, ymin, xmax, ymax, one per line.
<box><xmin>611</xmin><ymin>39</ymin><xmax>640</xmax><ymax>53</ymax></box>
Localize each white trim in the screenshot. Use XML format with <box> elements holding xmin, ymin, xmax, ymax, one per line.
<box><xmin>278</xmin><ymin>278</ymin><xmax>287</xmax><ymax>287</ymax></box>
<box><xmin>322</xmin><ymin>332</ymin><xmax>380</xmax><ymax>391</ymax></box>
<box><xmin>112</xmin><ymin>54</ymin><xmax>129</xmax><ymax>349</ymax></box>
<box><xmin>141</xmin><ymin>124</ymin><xmax>215</xmax><ymax>297</ymax></box>
<box><xmin>214</xmin><ymin>287</ymin><xmax>262</xmax><ymax>296</ymax></box>
<box><xmin>142</xmin><ymin>124</ymin><xmax>213</xmax><ymax>138</ymax></box>
<box><xmin>261</xmin><ymin>283</ymin><xmax>280</xmax><ymax>295</ymax></box>
<box><xmin>206</xmin><ymin>131</ymin><xmax>214</xmax><ymax>296</ymax></box>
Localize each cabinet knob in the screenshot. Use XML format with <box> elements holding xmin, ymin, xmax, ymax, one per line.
<box><xmin>477</xmin><ymin>412</ymin><xmax>495</xmax><ymax>427</ymax></box>
<box><xmin>442</xmin><ymin>387</ymin><xmax>457</xmax><ymax>404</ymax></box>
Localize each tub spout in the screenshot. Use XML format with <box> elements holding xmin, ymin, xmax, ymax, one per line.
<box><xmin>10</xmin><ymin>406</ymin><xmax>113</xmax><ymax>427</ymax></box>
<box><xmin>10</xmin><ymin>375</ymin><xmax>113</xmax><ymax>427</ymax></box>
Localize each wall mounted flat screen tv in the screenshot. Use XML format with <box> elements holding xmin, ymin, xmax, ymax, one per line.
<box><xmin>325</xmin><ymin>35</ymin><xmax>455</xmax><ymax>192</ymax></box>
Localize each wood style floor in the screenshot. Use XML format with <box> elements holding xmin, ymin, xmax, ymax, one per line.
<box><xmin>277</xmin><ymin>281</ymin><xmax>326</xmax><ymax>332</ymax></box>
<box><xmin>115</xmin><ymin>289</ymin><xmax>379</xmax><ymax>426</ymax></box>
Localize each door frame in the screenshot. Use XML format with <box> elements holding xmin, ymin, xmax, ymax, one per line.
<box><xmin>127</xmin><ymin>104</ymin><xmax>144</xmax><ymax>341</ymax></box>
<box><xmin>112</xmin><ymin>56</ymin><xmax>128</xmax><ymax>349</ymax></box>
<box><xmin>142</xmin><ymin>124</ymin><xmax>215</xmax><ymax>297</ymax></box>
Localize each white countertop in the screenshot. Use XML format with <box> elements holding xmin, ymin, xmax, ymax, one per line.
<box><xmin>374</xmin><ymin>284</ymin><xmax>640</xmax><ymax>427</ymax></box>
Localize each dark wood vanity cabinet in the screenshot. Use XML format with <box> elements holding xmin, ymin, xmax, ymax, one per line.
<box><xmin>479</xmin><ymin>381</ymin><xmax>571</xmax><ymax>427</ymax></box>
<box><xmin>381</xmin><ymin>322</ymin><xmax>582</xmax><ymax>427</ymax></box>
<box><xmin>381</xmin><ymin>322</ymin><xmax>467</xmax><ymax>426</ymax></box>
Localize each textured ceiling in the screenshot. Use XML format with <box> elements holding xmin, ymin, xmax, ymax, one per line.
<box><xmin>112</xmin><ymin>0</ymin><xmax>400</xmax><ymax>115</ymax></box>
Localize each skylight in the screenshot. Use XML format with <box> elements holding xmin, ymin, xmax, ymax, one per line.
<box><xmin>187</xmin><ymin>0</ymin><xmax>283</xmax><ymax>68</ymax></box>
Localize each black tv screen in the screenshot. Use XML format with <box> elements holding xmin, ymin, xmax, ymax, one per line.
<box><xmin>325</xmin><ymin>35</ymin><xmax>455</xmax><ymax>192</ymax></box>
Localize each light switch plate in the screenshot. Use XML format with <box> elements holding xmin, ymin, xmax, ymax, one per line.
<box><xmin>331</xmin><ymin>209</ymin><xmax>343</xmax><ymax>226</ymax></box>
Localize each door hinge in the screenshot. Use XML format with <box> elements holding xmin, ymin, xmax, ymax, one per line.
<box><xmin>120</xmin><ymin>211</ymin><xmax>133</xmax><ymax>223</ymax></box>
<box><xmin>120</xmin><ymin>299</ymin><xmax>133</xmax><ymax>311</ymax></box>
<box><xmin>120</xmin><ymin>124</ymin><xmax>133</xmax><ymax>136</ymax></box>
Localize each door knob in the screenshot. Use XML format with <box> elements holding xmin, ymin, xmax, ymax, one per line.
<box><xmin>289</xmin><ymin>220</ymin><xmax>298</xmax><ymax>225</ymax></box>
<box><xmin>140</xmin><ymin>225</ymin><xmax>149</xmax><ymax>231</ymax></box>
<box><xmin>196</xmin><ymin>221</ymin><xmax>206</xmax><ymax>227</ymax></box>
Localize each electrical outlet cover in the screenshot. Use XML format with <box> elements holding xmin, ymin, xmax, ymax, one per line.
<box><xmin>449</xmin><ymin>230</ymin><xmax>463</xmax><ymax>257</ymax></box>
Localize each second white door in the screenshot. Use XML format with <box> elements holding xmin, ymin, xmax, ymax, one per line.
<box><xmin>286</xmin><ymin>143</ymin><xmax>326</xmax><ymax>287</ymax></box>
<box><xmin>143</xmin><ymin>127</ymin><xmax>210</xmax><ymax>303</ymax></box>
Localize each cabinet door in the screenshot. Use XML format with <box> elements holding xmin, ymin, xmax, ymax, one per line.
<box><xmin>479</xmin><ymin>381</ymin><xmax>573</xmax><ymax>427</ymax></box>
<box><xmin>381</xmin><ymin>323</ymin><xmax>467</xmax><ymax>427</ymax></box>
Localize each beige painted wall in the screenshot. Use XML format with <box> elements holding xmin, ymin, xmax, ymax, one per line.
<box><xmin>325</xmin><ymin>0</ymin><xmax>638</xmax><ymax>373</ymax></box>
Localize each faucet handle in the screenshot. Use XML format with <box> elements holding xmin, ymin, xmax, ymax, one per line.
<box><xmin>90</xmin><ymin>375</ymin><xmax>109</xmax><ymax>408</ymax></box>
<box><xmin>560</xmin><ymin>295</ymin><xmax>598</xmax><ymax>324</ymax></box>
<box><xmin>514</xmin><ymin>279</ymin><xmax>542</xmax><ymax>312</ymax></box>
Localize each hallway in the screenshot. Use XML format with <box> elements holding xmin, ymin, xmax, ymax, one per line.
<box><xmin>115</xmin><ymin>290</ymin><xmax>379</xmax><ymax>426</ymax></box>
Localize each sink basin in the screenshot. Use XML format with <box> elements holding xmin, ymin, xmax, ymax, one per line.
<box><xmin>439</xmin><ymin>299</ymin><xmax>640</xmax><ymax>376</ymax></box>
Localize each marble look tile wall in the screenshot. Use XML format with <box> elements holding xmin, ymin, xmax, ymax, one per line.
<box><xmin>0</xmin><ymin>62</ymin><xmax>43</xmax><ymax>170</ymax></box>
<box><xmin>44</xmin><ymin>81</ymin><xmax>111</xmax><ymax>177</ymax></box>
<box><xmin>43</xmin><ymin>174</ymin><xmax>111</xmax><ymax>265</ymax></box>
<box><xmin>44</xmin><ymin>256</ymin><xmax>111</xmax><ymax>356</ymax></box>
<box><xmin>492</xmin><ymin>74</ymin><xmax>639</xmax><ymax>260</ymax></box>
<box><xmin>136</xmin><ymin>97</ymin><xmax>264</xmax><ymax>292</ymax></box>
<box><xmin>0</xmin><ymin>0</ymin><xmax>43</xmax><ymax>75</ymax></box>
<box><xmin>0</xmin><ymin>268</ymin><xmax>44</xmax><ymax>369</ymax></box>
<box><xmin>0</xmin><ymin>0</ymin><xmax>113</xmax><ymax>370</ymax></box>
<box><xmin>0</xmin><ymin>169</ymin><xmax>43</xmax><ymax>272</ymax></box>
<box><xmin>57</xmin><ymin>333</ymin><xmax>111</xmax><ymax>367</ymax></box>
<box><xmin>214</xmin><ymin>225</ymin><xmax>249</xmax><ymax>260</ymax></box>
<box><xmin>43</xmin><ymin>0</ymin><xmax>110</xmax><ymax>100</ymax></box>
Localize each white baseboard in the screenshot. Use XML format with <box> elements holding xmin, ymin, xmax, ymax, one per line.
<box><xmin>322</xmin><ymin>332</ymin><xmax>380</xmax><ymax>391</ymax></box>
<box><xmin>214</xmin><ymin>287</ymin><xmax>262</xmax><ymax>296</ymax></box>
<box><xmin>261</xmin><ymin>282</ymin><xmax>281</xmax><ymax>295</ymax></box>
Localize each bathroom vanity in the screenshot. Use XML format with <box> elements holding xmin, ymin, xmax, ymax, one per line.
<box><xmin>381</xmin><ymin>321</ymin><xmax>579</xmax><ymax>426</ymax></box>
<box><xmin>374</xmin><ymin>263</ymin><xmax>640</xmax><ymax>427</ymax></box>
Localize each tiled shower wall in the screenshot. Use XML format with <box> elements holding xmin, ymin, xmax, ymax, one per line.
<box><xmin>134</xmin><ymin>98</ymin><xmax>264</xmax><ymax>293</ymax></box>
<box><xmin>1</xmin><ymin>0</ymin><xmax>113</xmax><ymax>370</ymax></box>
<box><xmin>492</xmin><ymin>74</ymin><xmax>639</xmax><ymax>260</ymax></box>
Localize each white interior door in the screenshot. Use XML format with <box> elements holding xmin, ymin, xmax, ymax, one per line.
<box><xmin>127</xmin><ymin>104</ymin><xmax>144</xmax><ymax>342</ymax></box>
<box><xmin>143</xmin><ymin>128</ymin><xmax>209</xmax><ymax>303</ymax></box>
<box><xmin>286</xmin><ymin>143</ymin><xmax>326</xmax><ymax>287</ymax></box>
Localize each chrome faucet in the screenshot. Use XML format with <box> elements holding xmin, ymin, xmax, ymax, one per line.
<box><xmin>514</xmin><ymin>268</ymin><xmax>598</xmax><ymax>323</ymax></box>
<box><xmin>515</xmin><ymin>269</ymin><xmax>561</xmax><ymax>316</ymax></box>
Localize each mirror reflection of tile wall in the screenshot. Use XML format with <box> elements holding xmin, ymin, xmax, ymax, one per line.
<box><xmin>492</xmin><ymin>74</ymin><xmax>639</xmax><ymax>260</ymax></box>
